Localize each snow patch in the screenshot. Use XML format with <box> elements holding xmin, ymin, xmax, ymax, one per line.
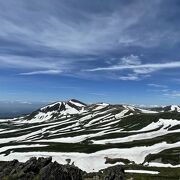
<box><xmin>125</xmin><ymin>169</ymin><xmax>159</xmax><ymax>174</ymax></box>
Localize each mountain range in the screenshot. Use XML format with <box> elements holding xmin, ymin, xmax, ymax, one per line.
<box><xmin>0</xmin><ymin>99</ymin><xmax>180</xmax><ymax>179</ymax></box>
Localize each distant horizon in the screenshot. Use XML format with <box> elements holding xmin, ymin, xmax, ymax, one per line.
<box><xmin>1</xmin><ymin>0</ymin><xmax>180</xmax><ymax>105</ymax></box>
<box><xmin>0</xmin><ymin>98</ymin><xmax>179</xmax><ymax>107</ymax></box>
<box><xmin>0</xmin><ymin>98</ymin><xmax>180</xmax><ymax>118</ymax></box>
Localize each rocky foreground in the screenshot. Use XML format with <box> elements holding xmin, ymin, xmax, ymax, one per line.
<box><xmin>0</xmin><ymin>157</ymin><xmax>125</xmax><ymax>180</ymax></box>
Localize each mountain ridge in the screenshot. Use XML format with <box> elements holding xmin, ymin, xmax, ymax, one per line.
<box><xmin>20</xmin><ymin>99</ymin><xmax>180</xmax><ymax>123</ymax></box>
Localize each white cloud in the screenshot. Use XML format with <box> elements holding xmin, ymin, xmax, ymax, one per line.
<box><xmin>84</xmin><ymin>60</ymin><xmax>180</xmax><ymax>81</ymax></box>
<box><xmin>133</xmin><ymin>67</ymin><xmax>156</xmax><ymax>74</ymax></box>
<box><xmin>86</xmin><ymin>61</ymin><xmax>180</xmax><ymax>74</ymax></box>
<box><xmin>0</xmin><ymin>55</ymin><xmax>56</xmax><ymax>69</ymax></box>
<box><xmin>19</xmin><ymin>70</ymin><xmax>62</xmax><ymax>75</ymax></box>
<box><xmin>120</xmin><ymin>54</ymin><xmax>141</xmax><ymax>65</ymax></box>
<box><xmin>148</xmin><ymin>86</ymin><xmax>180</xmax><ymax>98</ymax></box>
<box><xmin>118</xmin><ymin>74</ymin><xmax>139</xmax><ymax>81</ymax></box>
<box><xmin>164</xmin><ymin>90</ymin><xmax>180</xmax><ymax>97</ymax></box>
<box><xmin>147</xmin><ymin>83</ymin><xmax>167</xmax><ymax>88</ymax></box>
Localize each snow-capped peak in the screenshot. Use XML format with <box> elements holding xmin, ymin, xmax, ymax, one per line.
<box><xmin>40</xmin><ymin>99</ymin><xmax>86</xmax><ymax>112</ymax></box>
<box><xmin>170</xmin><ymin>105</ymin><xmax>180</xmax><ymax>112</ymax></box>
<box><xmin>23</xmin><ymin>99</ymin><xmax>87</xmax><ymax>123</ymax></box>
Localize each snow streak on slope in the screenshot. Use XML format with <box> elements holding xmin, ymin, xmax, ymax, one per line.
<box><xmin>93</xmin><ymin>119</ymin><xmax>180</xmax><ymax>144</ymax></box>
<box><xmin>125</xmin><ymin>170</ymin><xmax>159</xmax><ymax>174</ymax></box>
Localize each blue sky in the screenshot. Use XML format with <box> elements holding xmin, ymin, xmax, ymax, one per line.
<box><xmin>0</xmin><ymin>0</ymin><xmax>180</xmax><ymax>105</ymax></box>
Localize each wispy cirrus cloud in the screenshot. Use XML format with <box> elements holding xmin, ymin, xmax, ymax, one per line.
<box><xmin>85</xmin><ymin>59</ymin><xmax>180</xmax><ymax>80</ymax></box>
<box><xmin>86</xmin><ymin>61</ymin><xmax>180</xmax><ymax>72</ymax></box>
<box><xmin>147</xmin><ymin>83</ymin><xmax>180</xmax><ymax>98</ymax></box>
<box><xmin>120</xmin><ymin>54</ymin><xmax>141</xmax><ymax>66</ymax></box>
<box><xmin>147</xmin><ymin>83</ymin><xmax>167</xmax><ymax>88</ymax></box>
<box><xmin>0</xmin><ymin>55</ymin><xmax>58</xmax><ymax>69</ymax></box>
<box><xmin>0</xmin><ymin>1</ymin><xmax>143</xmax><ymax>55</ymax></box>
<box><xmin>164</xmin><ymin>90</ymin><xmax>180</xmax><ymax>97</ymax></box>
<box><xmin>84</xmin><ymin>53</ymin><xmax>180</xmax><ymax>80</ymax></box>
<box><xmin>147</xmin><ymin>83</ymin><xmax>170</xmax><ymax>95</ymax></box>
<box><xmin>19</xmin><ymin>70</ymin><xmax>62</xmax><ymax>75</ymax></box>
<box><xmin>0</xmin><ymin>0</ymin><xmax>179</xmax><ymax>57</ymax></box>
<box><xmin>118</xmin><ymin>74</ymin><xmax>139</xmax><ymax>81</ymax></box>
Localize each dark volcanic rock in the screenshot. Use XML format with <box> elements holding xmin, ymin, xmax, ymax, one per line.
<box><xmin>0</xmin><ymin>157</ymin><xmax>125</xmax><ymax>180</ymax></box>
<box><xmin>0</xmin><ymin>157</ymin><xmax>82</xmax><ymax>180</ymax></box>
<box><xmin>83</xmin><ymin>165</ymin><xmax>125</xmax><ymax>180</ymax></box>
<box><xmin>40</xmin><ymin>161</ymin><xmax>82</xmax><ymax>180</ymax></box>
